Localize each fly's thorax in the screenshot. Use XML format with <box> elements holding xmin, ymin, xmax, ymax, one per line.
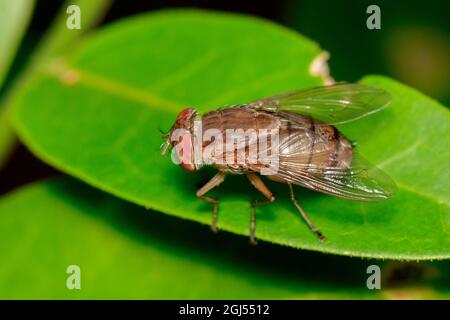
<box><xmin>200</xmin><ymin>108</ymin><xmax>281</xmax><ymax>173</ymax></box>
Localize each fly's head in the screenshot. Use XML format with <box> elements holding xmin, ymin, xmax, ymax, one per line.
<box><xmin>161</xmin><ymin>107</ymin><xmax>197</xmax><ymax>172</ymax></box>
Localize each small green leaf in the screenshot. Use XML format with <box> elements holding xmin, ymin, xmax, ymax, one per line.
<box><xmin>0</xmin><ymin>0</ymin><xmax>34</xmax><ymax>88</ymax></box>
<box><xmin>1</xmin><ymin>178</ymin><xmax>449</xmax><ymax>299</ymax></box>
<box><xmin>0</xmin><ymin>0</ymin><xmax>34</xmax><ymax>166</ymax></box>
<box><xmin>11</xmin><ymin>10</ymin><xmax>450</xmax><ymax>259</ymax></box>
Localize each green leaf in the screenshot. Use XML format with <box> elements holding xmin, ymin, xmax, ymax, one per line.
<box><xmin>11</xmin><ymin>10</ymin><xmax>450</xmax><ymax>259</ymax></box>
<box><xmin>1</xmin><ymin>178</ymin><xmax>449</xmax><ymax>299</ymax></box>
<box><xmin>0</xmin><ymin>0</ymin><xmax>34</xmax><ymax>88</ymax></box>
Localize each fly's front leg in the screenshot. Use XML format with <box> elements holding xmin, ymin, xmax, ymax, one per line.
<box><xmin>196</xmin><ymin>171</ymin><xmax>226</xmax><ymax>233</ymax></box>
<box><xmin>246</xmin><ymin>173</ymin><xmax>275</xmax><ymax>245</ymax></box>
<box><xmin>288</xmin><ymin>183</ymin><xmax>326</xmax><ymax>242</ymax></box>
<box><xmin>249</xmin><ymin>199</ymin><xmax>271</xmax><ymax>246</ymax></box>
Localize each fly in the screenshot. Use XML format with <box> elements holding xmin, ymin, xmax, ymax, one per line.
<box><xmin>161</xmin><ymin>83</ymin><xmax>397</xmax><ymax>244</ymax></box>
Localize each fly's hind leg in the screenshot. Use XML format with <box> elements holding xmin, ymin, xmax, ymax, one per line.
<box><xmin>288</xmin><ymin>183</ymin><xmax>326</xmax><ymax>242</ymax></box>
<box><xmin>196</xmin><ymin>171</ymin><xmax>226</xmax><ymax>233</ymax></box>
<box><xmin>246</xmin><ymin>173</ymin><xmax>275</xmax><ymax>245</ymax></box>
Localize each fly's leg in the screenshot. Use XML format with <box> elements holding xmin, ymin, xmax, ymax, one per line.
<box><xmin>250</xmin><ymin>199</ymin><xmax>271</xmax><ymax>245</ymax></box>
<box><xmin>246</xmin><ymin>173</ymin><xmax>275</xmax><ymax>245</ymax></box>
<box><xmin>288</xmin><ymin>183</ymin><xmax>326</xmax><ymax>242</ymax></box>
<box><xmin>196</xmin><ymin>172</ymin><xmax>226</xmax><ymax>233</ymax></box>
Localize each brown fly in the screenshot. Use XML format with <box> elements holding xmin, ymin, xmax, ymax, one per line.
<box><xmin>161</xmin><ymin>83</ymin><xmax>396</xmax><ymax>244</ymax></box>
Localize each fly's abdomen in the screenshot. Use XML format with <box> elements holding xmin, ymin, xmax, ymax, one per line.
<box><xmin>308</xmin><ymin>122</ymin><xmax>353</xmax><ymax>170</ymax></box>
<box><xmin>276</xmin><ymin>111</ymin><xmax>353</xmax><ymax>174</ymax></box>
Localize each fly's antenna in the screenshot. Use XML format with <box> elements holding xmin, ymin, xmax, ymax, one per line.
<box><xmin>160</xmin><ymin>129</ymin><xmax>171</xmax><ymax>156</ymax></box>
<box><xmin>158</xmin><ymin>125</ymin><xmax>172</xmax><ymax>155</ymax></box>
<box><xmin>158</xmin><ymin>126</ymin><xmax>170</xmax><ymax>136</ymax></box>
<box><xmin>161</xmin><ymin>139</ymin><xmax>170</xmax><ymax>155</ymax></box>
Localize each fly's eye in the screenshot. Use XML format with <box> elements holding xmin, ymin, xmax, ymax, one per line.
<box><xmin>172</xmin><ymin>132</ymin><xmax>192</xmax><ymax>165</ymax></box>
<box><xmin>180</xmin><ymin>108</ymin><xmax>190</xmax><ymax>117</ymax></box>
<box><xmin>177</xmin><ymin>108</ymin><xmax>194</xmax><ymax>121</ymax></box>
<box><xmin>180</xmin><ymin>133</ymin><xmax>192</xmax><ymax>163</ymax></box>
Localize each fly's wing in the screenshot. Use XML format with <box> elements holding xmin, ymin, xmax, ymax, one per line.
<box><xmin>274</xmin><ymin>151</ymin><xmax>397</xmax><ymax>201</ymax></box>
<box><xmin>258</xmin><ymin>116</ymin><xmax>397</xmax><ymax>201</ymax></box>
<box><xmin>247</xmin><ymin>83</ymin><xmax>392</xmax><ymax>125</ymax></box>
